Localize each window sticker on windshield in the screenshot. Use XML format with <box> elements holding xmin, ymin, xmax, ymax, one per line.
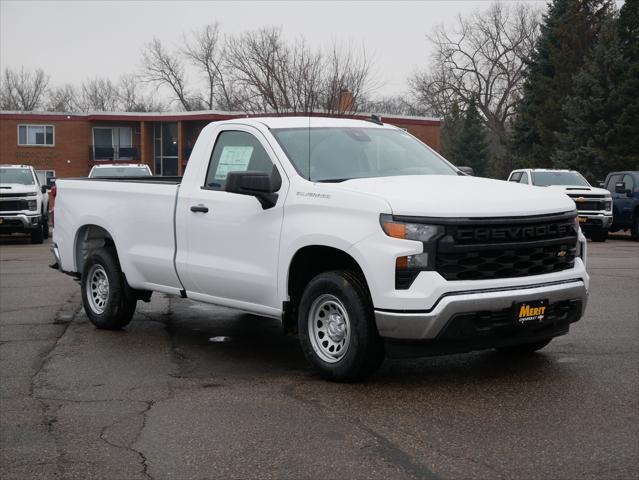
<box><xmin>214</xmin><ymin>146</ymin><xmax>253</xmax><ymax>181</ymax></box>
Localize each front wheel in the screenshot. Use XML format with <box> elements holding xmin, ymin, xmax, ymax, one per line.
<box><xmin>298</xmin><ymin>271</ymin><xmax>384</xmax><ymax>382</ymax></box>
<box><xmin>30</xmin><ymin>224</ymin><xmax>43</xmax><ymax>244</ymax></box>
<box><xmin>589</xmin><ymin>229</ymin><xmax>608</xmax><ymax>242</ymax></box>
<box><xmin>42</xmin><ymin>217</ymin><xmax>49</xmax><ymax>240</ymax></box>
<box><xmin>631</xmin><ymin>216</ymin><xmax>639</xmax><ymax>241</ymax></box>
<box><xmin>81</xmin><ymin>247</ymin><xmax>137</xmax><ymax>330</ymax></box>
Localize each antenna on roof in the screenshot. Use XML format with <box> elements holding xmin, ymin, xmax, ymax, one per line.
<box><xmin>368</xmin><ymin>114</ymin><xmax>383</xmax><ymax>126</ymax></box>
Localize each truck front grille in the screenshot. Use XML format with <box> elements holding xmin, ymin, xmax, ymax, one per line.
<box><xmin>0</xmin><ymin>200</ymin><xmax>29</xmax><ymax>212</ymax></box>
<box><xmin>435</xmin><ymin>212</ymin><xmax>578</xmax><ymax>281</ymax></box>
<box><xmin>567</xmin><ymin>194</ymin><xmax>606</xmax><ymax>211</ymax></box>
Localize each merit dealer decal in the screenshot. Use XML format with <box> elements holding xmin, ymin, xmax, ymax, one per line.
<box><xmin>517</xmin><ymin>300</ymin><xmax>548</xmax><ymax>324</ymax></box>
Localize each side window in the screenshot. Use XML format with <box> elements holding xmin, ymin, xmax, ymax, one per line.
<box><xmin>622</xmin><ymin>174</ymin><xmax>634</xmax><ymax>191</ymax></box>
<box><xmin>519</xmin><ymin>172</ymin><xmax>529</xmax><ymax>184</ymax></box>
<box><xmin>606</xmin><ymin>174</ymin><xmax>622</xmax><ymax>192</ymax></box>
<box><xmin>509</xmin><ymin>172</ymin><xmax>522</xmax><ymax>182</ymax></box>
<box><xmin>204</xmin><ymin>131</ymin><xmax>274</xmax><ymax>190</ymax></box>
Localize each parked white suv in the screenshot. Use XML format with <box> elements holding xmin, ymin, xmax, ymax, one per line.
<box><xmin>0</xmin><ymin>165</ymin><xmax>50</xmax><ymax>244</ymax></box>
<box><xmin>508</xmin><ymin>169</ymin><xmax>612</xmax><ymax>242</ymax></box>
<box><xmin>52</xmin><ymin>117</ymin><xmax>589</xmax><ymax>381</ymax></box>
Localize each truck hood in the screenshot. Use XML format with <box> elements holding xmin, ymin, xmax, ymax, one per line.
<box><xmin>0</xmin><ymin>184</ymin><xmax>39</xmax><ymax>195</ymax></box>
<box><xmin>336</xmin><ymin>175</ymin><xmax>576</xmax><ymax>217</ymax></box>
<box><xmin>545</xmin><ymin>185</ymin><xmax>611</xmax><ymax>196</ymax></box>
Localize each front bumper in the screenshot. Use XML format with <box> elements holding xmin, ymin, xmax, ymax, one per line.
<box><xmin>375</xmin><ymin>279</ymin><xmax>587</xmax><ymax>340</ymax></box>
<box><xmin>578</xmin><ymin>212</ymin><xmax>613</xmax><ymax>230</ymax></box>
<box><xmin>0</xmin><ymin>213</ymin><xmax>41</xmax><ymax>233</ymax></box>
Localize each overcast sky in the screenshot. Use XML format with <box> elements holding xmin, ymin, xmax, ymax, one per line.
<box><xmin>0</xmin><ymin>0</ymin><xmax>597</xmax><ymax>102</ymax></box>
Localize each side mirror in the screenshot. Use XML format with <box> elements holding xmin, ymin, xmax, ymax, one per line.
<box><xmin>225</xmin><ymin>168</ymin><xmax>281</xmax><ymax>209</ymax></box>
<box><xmin>41</xmin><ymin>185</ymin><xmax>50</xmax><ymax>193</ymax></box>
<box><xmin>615</xmin><ymin>181</ymin><xmax>628</xmax><ymax>195</ymax></box>
<box><xmin>598</xmin><ymin>181</ymin><xmax>605</xmax><ymax>188</ymax></box>
<box><xmin>458</xmin><ymin>166</ymin><xmax>475</xmax><ymax>176</ymax></box>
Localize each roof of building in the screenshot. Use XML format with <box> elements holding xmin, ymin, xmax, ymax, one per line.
<box><xmin>0</xmin><ymin>109</ymin><xmax>440</xmax><ymax>126</ymax></box>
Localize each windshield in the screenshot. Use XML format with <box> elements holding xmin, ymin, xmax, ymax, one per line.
<box><xmin>271</xmin><ymin>127</ymin><xmax>457</xmax><ymax>182</ymax></box>
<box><xmin>90</xmin><ymin>167</ymin><xmax>151</xmax><ymax>178</ymax></box>
<box><xmin>0</xmin><ymin>168</ymin><xmax>35</xmax><ymax>185</ymax></box>
<box><xmin>532</xmin><ymin>171</ymin><xmax>590</xmax><ymax>187</ymax></box>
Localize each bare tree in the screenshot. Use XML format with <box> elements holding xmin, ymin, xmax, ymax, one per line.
<box><xmin>321</xmin><ymin>44</ymin><xmax>373</xmax><ymax>114</ymax></box>
<box><xmin>0</xmin><ymin>67</ymin><xmax>49</xmax><ymax>110</ymax></box>
<box><xmin>118</xmin><ymin>75</ymin><xmax>164</xmax><ymax>112</ymax></box>
<box><xmin>183</xmin><ymin>23</ymin><xmax>237</xmax><ymax>110</ymax></box>
<box><xmin>226</xmin><ymin>28</ymin><xmax>373</xmax><ymax>114</ymax></box>
<box><xmin>47</xmin><ymin>84</ymin><xmax>80</xmax><ymax>112</ymax></box>
<box><xmin>77</xmin><ymin>77</ymin><xmax>120</xmax><ymax>111</ymax></box>
<box><xmin>411</xmin><ymin>3</ymin><xmax>540</xmax><ymax>142</ymax></box>
<box><xmin>141</xmin><ymin>38</ymin><xmax>193</xmax><ymax>110</ymax></box>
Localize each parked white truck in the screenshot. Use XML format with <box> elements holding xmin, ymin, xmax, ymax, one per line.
<box><xmin>1</xmin><ymin>164</ymin><xmax>51</xmax><ymax>243</ymax></box>
<box><xmin>52</xmin><ymin>117</ymin><xmax>589</xmax><ymax>381</ymax></box>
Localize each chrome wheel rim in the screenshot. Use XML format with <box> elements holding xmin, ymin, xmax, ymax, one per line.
<box><xmin>86</xmin><ymin>264</ymin><xmax>109</xmax><ymax>314</ymax></box>
<box><xmin>308</xmin><ymin>294</ymin><xmax>350</xmax><ymax>363</ymax></box>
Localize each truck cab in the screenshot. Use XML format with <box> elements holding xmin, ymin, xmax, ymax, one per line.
<box><xmin>603</xmin><ymin>171</ymin><xmax>639</xmax><ymax>240</ymax></box>
<box><xmin>0</xmin><ymin>164</ymin><xmax>51</xmax><ymax>243</ymax></box>
<box><xmin>508</xmin><ymin>168</ymin><xmax>613</xmax><ymax>242</ymax></box>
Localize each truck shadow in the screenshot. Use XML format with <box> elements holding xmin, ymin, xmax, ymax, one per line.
<box><xmin>152</xmin><ymin>297</ymin><xmax>570</xmax><ymax>388</ymax></box>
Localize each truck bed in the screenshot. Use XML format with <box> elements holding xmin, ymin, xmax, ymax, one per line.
<box><xmin>53</xmin><ymin>177</ymin><xmax>183</xmax><ymax>294</ymax></box>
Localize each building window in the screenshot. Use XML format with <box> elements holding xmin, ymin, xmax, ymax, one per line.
<box><xmin>92</xmin><ymin>127</ymin><xmax>136</xmax><ymax>160</ymax></box>
<box><xmin>18</xmin><ymin>125</ymin><xmax>55</xmax><ymax>146</ymax></box>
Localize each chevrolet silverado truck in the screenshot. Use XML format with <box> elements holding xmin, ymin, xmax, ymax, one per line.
<box><xmin>52</xmin><ymin>117</ymin><xmax>589</xmax><ymax>381</ymax></box>
<box><xmin>0</xmin><ymin>164</ymin><xmax>51</xmax><ymax>243</ymax></box>
<box><xmin>508</xmin><ymin>168</ymin><xmax>612</xmax><ymax>242</ymax></box>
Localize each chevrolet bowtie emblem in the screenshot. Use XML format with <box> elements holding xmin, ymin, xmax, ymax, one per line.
<box><xmin>557</xmin><ymin>250</ymin><xmax>567</xmax><ymax>257</ymax></box>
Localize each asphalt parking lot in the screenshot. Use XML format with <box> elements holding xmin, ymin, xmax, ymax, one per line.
<box><xmin>1</xmin><ymin>235</ymin><xmax>638</xmax><ymax>480</ymax></box>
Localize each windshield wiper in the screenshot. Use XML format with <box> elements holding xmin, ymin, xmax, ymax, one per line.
<box><xmin>315</xmin><ymin>178</ymin><xmax>350</xmax><ymax>183</ymax></box>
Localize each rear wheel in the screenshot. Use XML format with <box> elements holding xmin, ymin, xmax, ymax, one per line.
<box><xmin>42</xmin><ymin>216</ymin><xmax>49</xmax><ymax>240</ymax></box>
<box><xmin>81</xmin><ymin>247</ymin><xmax>137</xmax><ymax>330</ymax></box>
<box><xmin>496</xmin><ymin>339</ymin><xmax>551</xmax><ymax>354</ymax></box>
<box><xmin>298</xmin><ymin>271</ymin><xmax>384</xmax><ymax>382</ymax></box>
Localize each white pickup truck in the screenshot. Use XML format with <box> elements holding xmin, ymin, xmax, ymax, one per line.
<box><xmin>1</xmin><ymin>164</ymin><xmax>51</xmax><ymax>243</ymax></box>
<box><xmin>52</xmin><ymin>117</ymin><xmax>589</xmax><ymax>381</ymax></box>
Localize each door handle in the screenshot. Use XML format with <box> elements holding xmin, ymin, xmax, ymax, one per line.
<box><xmin>190</xmin><ymin>204</ymin><xmax>209</xmax><ymax>213</ymax></box>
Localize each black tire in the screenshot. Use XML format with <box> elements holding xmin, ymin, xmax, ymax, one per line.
<box><xmin>81</xmin><ymin>247</ymin><xmax>137</xmax><ymax>330</ymax></box>
<box><xmin>30</xmin><ymin>225</ymin><xmax>43</xmax><ymax>244</ymax></box>
<box><xmin>496</xmin><ymin>338</ymin><xmax>551</xmax><ymax>354</ymax></box>
<box><xmin>631</xmin><ymin>216</ymin><xmax>639</xmax><ymax>241</ymax></box>
<box><xmin>298</xmin><ymin>270</ymin><xmax>384</xmax><ymax>382</ymax></box>
<box><xmin>42</xmin><ymin>217</ymin><xmax>49</xmax><ymax>240</ymax></box>
<box><xmin>589</xmin><ymin>229</ymin><xmax>608</xmax><ymax>242</ymax></box>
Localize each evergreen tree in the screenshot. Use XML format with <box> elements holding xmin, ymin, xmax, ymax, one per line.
<box><xmin>510</xmin><ymin>0</ymin><xmax>615</xmax><ymax>166</ymax></box>
<box><xmin>613</xmin><ymin>0</ymin><xmax>639</xmax><ymax>167</ymax></box>
<box><xmin>457</xmin><ymin>98</ymin><xmax>489</xmax><ymax>176</ymax></box>
<box><xmin>440</xmin><ymin>101</ymin><xmax>463</xmax><ymax>164</ymax></box>
<box><xmin>552</xmin><ymin>19</ymin><xmax>625</xmax><ymax>181</ymax></box>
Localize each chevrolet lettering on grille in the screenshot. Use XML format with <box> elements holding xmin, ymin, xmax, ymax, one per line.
<box><xmin>456</xmin><ymin>222</ymin><xmax>574</xmax><ymax>242</ymax></box>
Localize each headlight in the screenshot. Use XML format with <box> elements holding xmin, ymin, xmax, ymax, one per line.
<box><xmin>379</xmin><ymin>214</ymin><xmax>442</xmax><ymax>242</ymax></box>
<box><xmin>380</xmin><ymin>214</ymin><xmax>444</xmax><ymax>289</ymax></box>
<box><xmin>27</xmin><ymin>200</ymin><xmax>37</xmax><ymax>211</ymax></box>
<box><xmin>604</xmin><ymin>199</ymin><xmax>612</xmax><ymax>211</ymax></box>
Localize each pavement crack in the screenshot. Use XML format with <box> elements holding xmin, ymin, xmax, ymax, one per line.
<box><xmin>281</xmin><ymin>383</ymin><xmax>440</xmax><ymax>480</ymax></box>
<box><xmin>99</xmin><ymin>400</ymin><xmax>156</xmax><ymax>480</ymax></box>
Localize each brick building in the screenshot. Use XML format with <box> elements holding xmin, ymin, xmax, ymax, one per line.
<box><xmin>0</xmin><ymin>110</ymin><xmax>441</xmax><ymax>183</ymax></box>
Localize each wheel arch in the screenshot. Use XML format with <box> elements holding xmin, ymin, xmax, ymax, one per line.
<box><xmin>283</xmin><ymin>244</ymin><xmax>371</xmax><ymax>334</ymax></box>
<box><xmin>74</xmin><ymin>224</ymin><xmax>119</xmax><ymax>275</ymax></box>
